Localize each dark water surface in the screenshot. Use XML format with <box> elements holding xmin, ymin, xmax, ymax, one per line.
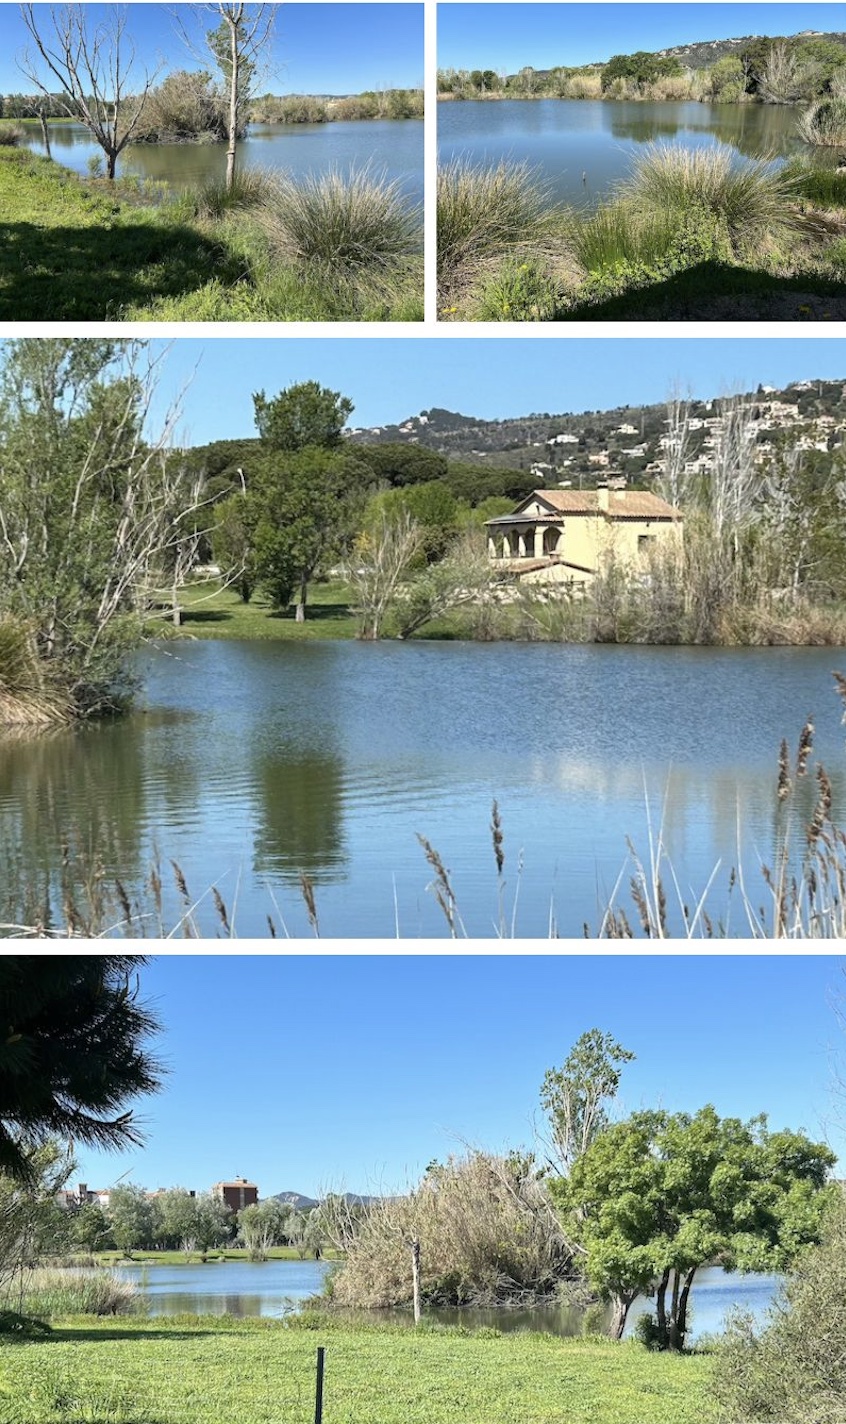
<box><xmin>2</xmin><ymin>640</ymin><xmax>844</xmax><ymax>938</ymax></box>
<box><xmin>20</xmin><ymin>119</ymin><xmax>424</xmax><ymax>206</ymax></box>
<box><xmin>119</xmin><ymin>1258</ymin><xmax>778</xmax><ymax>1341</ymax></box>
<box><xmin>438</xmin><ymin>99</ymin><xmax>806</xmax><ymax>204</ymax></box>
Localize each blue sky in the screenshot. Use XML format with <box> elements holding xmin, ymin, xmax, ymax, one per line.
<box><xmin>438</xmin><ymin>3</ymin><xmax>846</xmax><ymax>73</ymax></box>
<box><xmin>1</xmin><ymin>4</ymin><xmax>423</xmax><ymax>97</ymax></box>
<box><xmin>142</xmin><ymin>337</ymin><xmax>846</xmax><ymax>447</ymax></box>
<box><xmin>72</xmin><ymin>955</ymin><xmax>846</xmax><ymax>1196</ymax></box>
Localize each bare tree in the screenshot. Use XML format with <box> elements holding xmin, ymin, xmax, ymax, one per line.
<box><xmin>177</xmin><ymin>4</ymin><xmax>275</xmax><ymax>189</ymax></box>
<box><xmin>346</xmin><ymin>511</ymin><xmax>425</xmax><ymax>641</ymax></box>
<box><xmin>655</xmin><ymin>392</ymin><xmax>694</xmax><ymax>512</ymax></box>
<box><xmin>18</xmin><ymin>4</ymin><xmax>157</xmax><ymax>180</ymax></box>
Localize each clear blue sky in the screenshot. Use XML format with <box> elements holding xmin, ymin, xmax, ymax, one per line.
<box><xmin>143</xmin><ymin>337</ymin><xmax>846</xmax><ymax>447</ymax></box>
<box><xmin>438</xmin><ymin>3</ymin><xmax>846</xmax><ymax>72</ymax></box>
<box><xmin>1</xmin><ymin>4</ymin><xmax>423</xmax><ymax>97</ymax></box>
<box><xmin>71</xmin><ymin>955</ymin><xmax>846</xmax><ymax>1196</ymax></box>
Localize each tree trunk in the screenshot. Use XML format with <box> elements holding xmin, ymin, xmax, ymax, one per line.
<box><xmin>672</xmin><ymin>1267</ymin><xmax>697</xmax><ymax>1351</ymax></box>
<box><xmin>609</xmin><ymin>1292</ymin><xmax>634</xmax><ymax>1340</ymax></box>
<box><xmin>107</xmin><ymin>149</ymin><xmax>117</xmax><ymax>180</ymax></box>
<box><xmin>655</xmin><ymin>1268</ymin><xmax>671</xmax><ymax>1349</ymax></box>
<box><xmin>226</xmin><ymin>20</ymin><xmax>239</xmax><ymax>190</ymax></box>
<box><xmin>295</xmin><ymin>575</ymin><xmax>308</xmax><ymax>622</ymax></box>
<box><xmin>38</xmin><ymin>111</ymin><xmax>51</xmax><ymax>158</ymax></box>
<box><xmin>410</xmin><ymin>1236</ymin><xmax>421</xmax><ymax>1324</ymax></box>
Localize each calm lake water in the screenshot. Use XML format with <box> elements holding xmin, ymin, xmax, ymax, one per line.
<box><xmin>119</xmin><ymin>1259</ymin><xmax>779</xmax><ymax>1341</ymax></box>
<box><xmin>438</xmin><ymin>99</ymin><xmax>807</xmax><ymax>204</ymax></box>
<box><xmin>2</xmin><ymin>641</ymin><xmax>844</xmax><ymax>939</ymax></box>
<box><xmin>20</xmin><ymin>119</ymin><xmax>424</xmax><ymax>206</ymax></box>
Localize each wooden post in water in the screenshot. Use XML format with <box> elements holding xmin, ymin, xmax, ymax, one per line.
<box><xmin>411</xmin><ymin>1236</ymin><xmax>421</xmax><ymax>1324</ymax></box>
<box><xmin>314</xmin><ymin>1346</ymin><xmax>325</xmax><ymax>1424</ymax></box>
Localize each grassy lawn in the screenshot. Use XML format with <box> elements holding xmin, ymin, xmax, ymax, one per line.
<box><xmin>92</xmin><ymin>1247</ymin><xmax>336</xmax><ymax>1265</ymax></box>
<box><xmin>171</xmin><ymin>580</ymin><xmax>358</xmax><ymax>641</ymax></box>
<box><xmin>0</xmin><ymin>1317</ymin><xmax>717</xmax><ymax>1424</ymax></box>
<box><xmin>0</xmin><ymin>150</ymin><xmax>422</xmax><ymax>322</ymax></box>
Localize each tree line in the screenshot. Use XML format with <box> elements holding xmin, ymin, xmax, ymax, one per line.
<box><xmin>438</xmin><ymin>33</ymin><xmax>846</xmax><ymax>104</ymax></box>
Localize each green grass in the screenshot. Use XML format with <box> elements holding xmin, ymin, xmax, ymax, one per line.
<box><xmin>0</xmin><ymin>1316</ymin><xmax>716</xmax><ymax>1424</ymax></box>
<box><xmin>0</xmin><ymin>149</ymin><xmax>422</xmax><ymax>322</ymax></box>
<box><xmin>168</xmin><ymin>580</ymin><xmax>358</xmax><ymax>641</ymax></box>
<box><xmin>91</xmin><ymin>1247</ymin><xmax>338</xmax><ymax>1265</ymax></box>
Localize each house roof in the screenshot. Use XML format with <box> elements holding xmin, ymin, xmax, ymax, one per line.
<box><xmin>486</xmin><ymin>489</ymin><xmax>682</xmax><ymax>525</ymax></box>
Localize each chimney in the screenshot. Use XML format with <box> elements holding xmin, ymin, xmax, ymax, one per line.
<box><xmin>78</xmin><ymin>1183</ymin><xmax>88</xmax><ymax>1202</ymax></box>
<box><xmin>596</xmin><ymin>482</ymin><xmax>610</xmax><ymax>513</ymax></box>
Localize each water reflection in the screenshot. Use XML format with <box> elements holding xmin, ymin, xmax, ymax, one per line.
<box><xmin>439</xmin><ymin>99</ymin><xmax>805</xmax><ymax>203</ymax></box>
<box><xmin>20</xmin><ymin>119</ymin><xmax>425</xmax><ymax>206</ymax></box>
<box><xmin>0</xmin><ymin>642</ymin><xmax>841</xmax><ymax>937</ymax></box>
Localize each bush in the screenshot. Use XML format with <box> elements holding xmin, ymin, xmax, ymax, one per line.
<box><xmin>474</xmin><ymin>258</ymin><xmax>561</xmax><ymax>320</ymax></box>
<box><xmin>0</xmin><ymin>125</ymin><xmax>25</xmax><ymax>147</ymax></box>
<box><xmin>715</xmin><ymin>1192</ymin><xmax>846</xmax><ymax>1422</ymax></box>
<box><xmin>328</xmin><ymin>1152</ymin><xmax>572</xmax><ymax>1309</ymax></box>
<box><xmin>797</xmin><ymin>97</ymin><xmax>846</xmax><ymax>148</ymax></box>
<box><xmin>130</xmin><ymin>71</ymin><xmax>228</xmax><ymax>142</ymax></box>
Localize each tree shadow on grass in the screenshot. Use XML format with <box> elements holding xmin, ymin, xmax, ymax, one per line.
<box><xmin>31</xmin><ymin>1326</ymin><xmax>221</xmax><ymax>1343</ymax></box>
<box><xmin>0</xmin><ymin>219</ymin><xmax>249</xmax><ymax>321</ymax></box>
<box><xmin>181</xmin><ymin>610</ymin><xmax>232</xmax><ymax>625</ymax></box>
<box><xmin>559</xmin><ymin>259</ymin><xmax>846</xmax><ymax>322</ymax></box>
<box><xmin>268</xmin><ymin>603</ymin><xmax>352</xmax><ymax>622</ymax></box>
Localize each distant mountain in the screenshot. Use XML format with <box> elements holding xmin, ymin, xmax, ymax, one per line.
<box><xmin>270</xmin><ymin>1191</ymin><xmax>382</xmax><ymax>1209</ymax></box>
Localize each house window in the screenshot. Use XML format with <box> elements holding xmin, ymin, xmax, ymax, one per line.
<box><xmin>638</xmin><ymin>534</ymin><xmax>653</xmax><ymax>554</ymax></box>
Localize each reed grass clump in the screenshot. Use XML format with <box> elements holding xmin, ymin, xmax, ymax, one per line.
<box><xmin>797</xmin><ymin>97</ymin><xmax>846</xmax><ymax>148</ymax></box>
<box><xmin>567</xmin><ymin>202</ymin><xmax>685</xmax><ymax>273</ymax></box>
<box><xmin>0</xmin><ymin>617</ymin><xmax>70</xmax><ymax>727</ymax></box>
<box><xmin>437</xmin><ymin>159</ymin><xmax>554</xmax><ymax>284</ymax></box>
<box><xmin>192</xmin><ymin>168</ymin><xmax>274</xmax><ymax>219</ymax></box>
<box><xmin>0</xmin><ymin>125</ymin><xmax>24</xmax><ymax>147</ymax></box>
<box><xmin>257</xmin><ymin>167</ymin><xmax>419</xmax><ymax>273</ymax></box>
<box><xmin>623</xmin><ymin>142</ymin><xmax>802</xmax><ymax>248</ymax></box>
<box><xmin>13</xmin><ymin>1268</ymin><xmax>142</xmax><ymax>1318</ymax></box>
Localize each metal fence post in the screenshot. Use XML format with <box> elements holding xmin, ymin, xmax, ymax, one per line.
<box><xmin>314</xmin><ymin>1345</ymin><xmax>325</xmax><ymax>1424</ymax></box>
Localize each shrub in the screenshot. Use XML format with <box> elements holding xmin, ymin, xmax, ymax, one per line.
<box><xmin>0</xmin><ymin>125</ymin><xmax>24</xmax><ymax>147</ymax></box>
<box><xmin>715</xmin><ymin>1191</ymin><xmax>846</xmax><ymax>1422</ymax></box>
<box><xmin>623</xmin><ymin>143</ymin><xmax>803</xmax><ymax>250</ymax></box>
<box><xmin>0</xmin><ymin>617</ymin><xmax>70</xmax><ymax>726</ymax></box>
<box><xmin>328</xmin><ymin>1152</ymin><xmax>571</xmax><ymax>1309</ymax></box>
<box><xmin>131</xmin><ymin>71</ymin><xmax>228</xmax><ymax>142</ymax></box>
<box><xmin>257</xmin><ymin>167</ymin><xmax>419</xmax><ymax>273</ymax></box>
<box><xmin>474</xmin><ymin>257</ymin><xmax>561</xmax><ymax>320</ymax></box>
<box><xmin>797</xmin><ymin>97</ymin><xmax>846</xmax><ymax>147</ymax></box>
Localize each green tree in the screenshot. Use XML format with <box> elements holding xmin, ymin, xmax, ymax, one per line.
<box><xmin>555</xmin><ymin>1105</ymin><xmax>835</xmax><ymax>1348</ymax></box>
<box><xmin>253</xmin><ymin>380</ymin><xmax>353</xmax><ymax>453</ymax></box>
<box><xmin>107</xmin><ymin>1183</ymin><xmax>155</xmax><ymax>1254</ymax></box>
<box><xmin>249</xmin><ymin>446</ymin><xmax>373</xmax><ymax>617</ymax></box>
<box><xmin>353</xmin><ymin>443</ymin><xmax>449</xmax><ymax>489</ymax></box>
<box><xmin>540</xmin><ymin>1028</ymin><xmax>635</xmax><ymax>1174</ymax></box>
<box><xmin>372</xmin><ymin>481</ymin><xmax>461</xmax><ymax>563</ymax></box>
<box><xmin>193</xmin><ymin>1193</ymin><xmax>234</xmax><ymax>1252</ymax></box>
<box><xmin>601</xmin><ymin>51</ymin><xmax>683</xmax><ymax>90</ymax></box>
<box><xmin>0</xmin><ymin>339</ymin><xmax>203</xmax><ymax>718</ymax></box>
<box><xmin>238</xmin><ymin>1199</ymin><xmax>291</xmax><ymax>1260</ymax></box>
<box><xmin>0</xmin><ymin>957</ymin><xmax>161</xmax><ymax>1184</ymax></box>
<box><xmin>152</xmin><ymin>1188</ymin><xmax>201</xmax><ymax>1250</ymax></box>
<box><xmin>69</xmin><ymin>1201</ymin><xmax>115</xmax><ymax>1253</ymax></box>
<box><xmin>0</xmin><ymin>1142</ymin><xmax>73</xmax><ymax>1297</ymax></box>
<box><xmin>212</xmin><ymin>491</ymin><xmax>255</xmax><ymax>602</ymax></box>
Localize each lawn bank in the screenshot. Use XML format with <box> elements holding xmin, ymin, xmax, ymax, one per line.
<box><xmin>0</xmin><ymin>1316</ymin><xmax>716</xmax><ymax>1424</ymax></box>
<box><xmin>0</xmin><ymin>149</ymin><xmax>422</xmax><ymax>322</ymax></box>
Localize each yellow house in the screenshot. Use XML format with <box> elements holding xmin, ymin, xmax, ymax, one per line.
<box><xmin>485</xmin><ymin>487</ymin><xmax>683</xmax><ymax>588</ymax></box>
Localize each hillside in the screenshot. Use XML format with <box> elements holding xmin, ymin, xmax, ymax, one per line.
<box><xmin>503</xmin><ymin>29</ymin><xmax>846</xmax><ymax>81</ymax></box>
<box><xmin>344</xmin><ymin>377</ymin><xmax>846</xmax><ymax>487</ymax></box>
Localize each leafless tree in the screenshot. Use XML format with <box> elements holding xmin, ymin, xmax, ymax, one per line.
<box><xmin>346</xmin><ymin>512</ymin><xmax>425</xmax><ymax>640</ymax></box>
<box><xmin>655</xmin><ymin>393</ymin><xmax>694</xmax><ymax>512</ymax></box>
<box><xmin>178</xmin><ymin>4</ymin><xmax>276</xmax><ymax>189</ymax></box>
<box><xmin>18</xmin><ymin>4</ymin><xmax>157</xmax><ymax>179</ymax></box>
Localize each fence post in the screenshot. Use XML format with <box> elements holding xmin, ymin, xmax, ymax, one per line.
<box><xmin>314</xmin><ymin>1345</ymin><xmax>325</xmax><ymax>1424</ymax></box>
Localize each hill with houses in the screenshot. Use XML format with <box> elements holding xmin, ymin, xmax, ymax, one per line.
<box><xmin>343</xmin><ymin>377</ymin><xmax>846</xmax><ymax>491</ymax></box>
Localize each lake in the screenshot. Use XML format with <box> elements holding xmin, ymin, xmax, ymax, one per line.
<box><xmin>19</xmin><ymin>119</ymin><xmax>425</xmax><ymax>207</ymax></box>
<box><xmin>1</xmin><ymin>640</ymin><xmax>844</xmax><ymax>939</ymax></box>
<box><xmin>438</xmin><ymin>99</ymin><xmax>808</xmax><ymax>205</ymax></box>
<box><xmin>119</xmin><ymin>1258</ymin><xmax>779</xmax><ymax>1342</ymax></box>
